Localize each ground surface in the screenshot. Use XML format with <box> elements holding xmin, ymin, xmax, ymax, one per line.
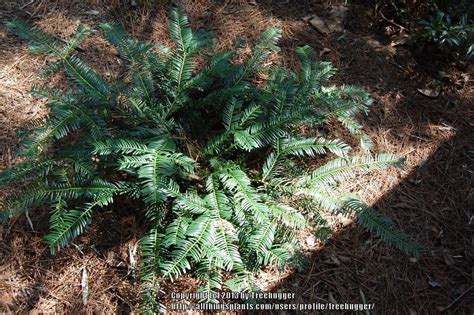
<box><xmin>0</xmin><ymin>0</ymin><xmax>472</xmax><ymax>314</ymax></box>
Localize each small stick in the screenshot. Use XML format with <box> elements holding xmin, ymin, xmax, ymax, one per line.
<box><xmin>19</xmin><ymin>0</ymin><xmax>34</xmax><ymax>10</ymax></box>
<box><xmin>442</xmin><ymin>285</ymin><xmax>474</xmax><ymax>312</ymax></box>
<box><xmin>25</xmin><ymin>210</ymin><xmax>35</xmax><ymax>232</ymax></box>
<box><xmin>379</xmin><ymin>11</ymin><xmax>408</xmax><ymax>31</ymax></box>
<box><xmin>81</xmin><ymin>267</ymin><xmax>89</xmax><ymax>306</ymax></box>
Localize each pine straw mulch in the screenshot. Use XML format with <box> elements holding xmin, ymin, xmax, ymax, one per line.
<box><xmin>0</xmin><ymin>0</ymin><xmax>472</xmax><ymax>313</ymax></box>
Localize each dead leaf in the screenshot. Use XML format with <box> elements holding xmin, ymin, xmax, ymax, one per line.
<box><xmin>319</xmin><ymin>47</ymin><xmax>331</xmax><ymax>57</ymax></box>
<box><xmin>461</xmin><ymin>73</ymin><xmax>470</xmax><ymax>83</ymax></box>
<box><xmin>442</xmin><ymin>249</ymin><xmax>454</xmax><ymax>266</ymax></box>
<box><xmin>329</xmin><ymin>5</ymin><xmax>349</xmax><ymax>18</ymax></box>
<box><xmin>428</xmin><ymin>275</ymin><xmax>441</xmax><ymax>288</ymax></box>
<box><xmin>129</xmin><ymin>242</ymin><xmax>138</xmax><ymax>269</ymax></box>
<box><xmin>417</xmin><ymin>87</ymin><xmax>440</xmax><ymax>98</ymax></box>
<box><xmin>326</xmin><ymin>19</ymin><xmax>343</xmax><ymax>33</ymax></box>
<box><xmin>309</xmin><ymin>16</ymin><xmax>330</xmax><ymax>35</ymax></box>
<box><xmin>330</xmin><ymin>254</ymin><xmax>341</xmax><ymax>266</ymax></box>
<box><xmin>305</xmin><ymin>5</ymin><xmax>347</xmax><ymax>35</ymax></box>
<box><xmin>306</xmin><ymin>235</ymin><xmax>317</xmax><ymax>247</ymax></box>
<box><xmin>85</xmin><ymin>10</ymin><xmax>99</xmax><ymax>15</ymax></box>
<box><xmin>390</xmin><ymin>35</ymin><xmax>409</xmax><ymax>46</ymax></box>
<box><xmin>302</xmin><ymin>15</ymin><xmax>314</xmax><ymax>22</ymax></box>
<box><xmin>366</xmin><ymin>38</ymin><xmax>384</xmax><ymax>49</ymax></box>
<box><xmin>337</xmin><ymin>213</ymin><xmax>353</xmax><ymax>227</ymax></box>
<box><xmin>106</xmin><ymin>251</ymin><xmax>126</xmax><ymax>268</ymax></box>
<box><xmin>385</xmin><ymin>26</ymin><xmax>396</xmax><ymax>36</ymax></box>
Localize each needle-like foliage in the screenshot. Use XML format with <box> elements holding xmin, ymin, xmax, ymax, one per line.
<box><xmin>2</xmin><ymin>7</ymin><xmax>421</xmax><ymax>312</ymax></box>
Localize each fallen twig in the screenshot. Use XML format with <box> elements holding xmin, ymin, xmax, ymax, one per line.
<box><xmin>81</xmin><ymin>267</ymin><xmax>89</xmax><ymax>306</ymax></box>
<box><xmin>19</xmin><ymin>0</ymin><xmax>34</xmax><ymax>10</ymax></box>
<box><xmin>442</xmin><ymin>285</ymin><xmax>474</xmax><ymax>312</ymax></box>
<box><xmin>379</xmin><ymin>11</ymin><xmax>409</xmax><ymax>32</ymax></box>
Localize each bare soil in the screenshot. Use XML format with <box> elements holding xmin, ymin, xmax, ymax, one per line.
<box><xmin>0</xmin><ymin>0</ymin><xmax>472</xmax><ymax>313</ymax></box>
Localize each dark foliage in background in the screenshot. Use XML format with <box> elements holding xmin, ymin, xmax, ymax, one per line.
<box><xmin>380</xmin><ymin>0</ymin><xmax>473</xmax><ymax>63</ymax></box>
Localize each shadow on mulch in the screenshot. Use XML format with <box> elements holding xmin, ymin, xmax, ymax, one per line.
<box><xmin>0</xmin><ymin>0</ymin><xmax>472</xmax><ymax>313</ymax></box>
<box><xmin>261</xmin><ymin>2</ymin><xmax>473</xmax><ymax>311</ymax></box>
<box><xmin>269</xmin><ymin>96</ymin><xmax>473</xmax><ymax>313</ymax></box>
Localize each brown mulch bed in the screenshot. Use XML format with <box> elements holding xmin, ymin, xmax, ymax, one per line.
<box><xmin>0</xmin><ymin>0</ymin><xmax>472</xmax><ymax>313</ymax></box>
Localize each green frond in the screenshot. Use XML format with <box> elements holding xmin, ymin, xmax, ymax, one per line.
<box><xmin>205</xmin><ymin>176</ymin><xmax>231</xmax><ymax>219</ymax></box>
<box><xmin>258</xmin><ymin>246</ymin><xmax>292</xmax><ymax>269</ymax></box>
<box><xmin>183</xmin><ymin>50</ymin><xmax>233</xmax><ymax>90</ymax></box>
<box><xmin>222</xmin><ymin>98</ymin><xmax>238</xmax><ymax>130</ymax></box>
<box><xmin>44</xmin><ymin>191</ymin><xmax>114</xmax><ymax>254</ymax></box>
<box><xmin>282</xmin><ymin>137</ymin><xmax>350</xmax><ymax>158</ymax></box>
<box><xmin>63</xmin><ymin>56</ymin><xmax>110</xmax><ymax>99</ymax></box>
<box><xmin>295</xmin><ymin>45</ymin><xmax>315</xmax><ymax>82</ymax></box>
<box><xmin>3</xmin><ymin>179</ymin><xmax>118</xmax><ymax>219</ymax></box>
<box><xmin>360</xmin><ymin>134</ymin><xmax>373</xmax><ymax>152</ymax></box>
<box><xmin>205</xmin><ymin>176</ymin><xmax>242</xmax><ymax>270</ymax></box>
<box><xmin>232</xmin><ymin>27</ymin><xmax>282</xmax><ymax>86</ymax></box>
<box><xmin>168</xmin><ymin>6</ymin><xmax>193</xmax><ymax>51</ymax></box>
<box><xmin>235</xmin><ymin>118</ymin><xmax>288</xmax><ymax>151</ymax></box>
<box><xmin>109</xmin><ymin>140</ymin><xmax>194</xmax><ymax>205</ymax></box>
<box><xmin>247</xmin><ymin>222</ymin><xmax>276</xmax><ymax>253</ymax></box>
<box><xmin>196</xmin><ymin>259</ymin><xmax>222</xmax><ymax>303</ymax></box>
<box><xmin>140</xmin><ymin>228</ymin><xmax>166</xmax><ymax>314</ymax></box>
<box><xmin>100</xmin><ymin>22</ymin><xmax>153</xmax><ymax>64</ymax></box>
<box><xmin>167</xmin><ymin>6</ymin><xmax>212</xmax><ymax>92</ymax></box>
<box><xmin>299</xmin><ymin>186</ymin><xmax>343</xmax><ymax>213</ymax></box>
<box><xmin>305</xmin><ymin>154</ymin><xmax>405</xmax><ymax>186</ymax></box>
<box><xmin>160</xmin><ymin>214</ymin><xmax>213</xmax><ymax>280</ymax></box>
<box><xmin>49</xmin><ymin>102</ymin><xmax>110</xmax><ymax>140</ymax></box>
<box><xmin>130</xmin><ymin>68</ymin><xmax>155</xmax><ymax>104</ymax></box>
<box><xmin>5</xmin><ymin>19</ymin><xmax>62</xmax><ymax>55</ymax></box>
<box><xmin>7</xmin><ymin>21</ymin><xmax>110</xmax><ymax>100</ymax></box>
<box><xmin>0</xmin><ymin>159</ymin><xmax>56</xmax><ymax>186</ymax></box>
<box><xmin>168</xmin><ymin>51</ymin><xmax>195</xmax><ymax>91</ymax></box>
<box><xmin>262</xmin><ymin>150</ymin><xmax>284</xmax><ymax>181</ymax></box>
<box><xmin>61</xmin><ymin>23</ymin><xmax>91</xmax><ymax>56</ymax></box>
<box><xmin>140</xmin><ymin>228</ymin><xmax>165</xmax><ymax>279</ymax></box>
<box><xmin>203</xmin><ymin>132</ymin><xmax>230</xmax><ymax>155</ymax></box>
<box><xmin>93</xmin><ymin>138</ymin><xmax>150</xmax><ymax>155</ymax></box>
<box><xmin>338</xmin><ymin>115</ymin><xmax>364</xmax><ymax>135</ymax></box>
<box><xmin>311</xmin><ymin>61</ymin><xmax>336</xmax><ymax>85</ymax></box>
<box><xmin>233</xmin><ymin>130</ymin><xmax>256</xmax><ymax>151</ymax></box>
<box><xmin>20</xmin><ymin>109</ymin><xmax>81</xmax><ymax>156</ymax></box>
<box><xmin>173</xmin><ymin>191</ymin><xmax>209</xmax><ymax>215</ymax></box>
<box><xmin>219</xmin><ymin>168</ymin><xmax>270</xmax><ymax>224</ymax></box>
<box><xmin>239</xmin><ymin>103</ymin><xmax>262</xmax><ymax>127</ymax></box>
<box><xmin>224</xmin><ymin>266</ymin><xmax>259</xmax><ymax>293</ymax></box>
<box><xmin>268</xmin><ymin>204</ymin><xmax>306</xmax><ymax>229</ymax></box>
<box><xmin>3</xmin><ymin>186</ymin><xmax>50</xmax><ymax>219</ymax></box>
<box><xmin>255</xmin><ymin>27</ymin><xmax>282</xmax><ymax>52</ymax></box>
<box><xmin>342</xmin><ymin>198</ymin><xmax>422</xmax><ymax>257</ymax></box>
<box><xmin>163</xmin><ymin>216</ymin><xmax>190</xmax><ymax>248</ymax></box>
<box><xmin>68</xmin><ymin>159</ymin><xmax>96</xmax><ymax>179</ymax></box>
